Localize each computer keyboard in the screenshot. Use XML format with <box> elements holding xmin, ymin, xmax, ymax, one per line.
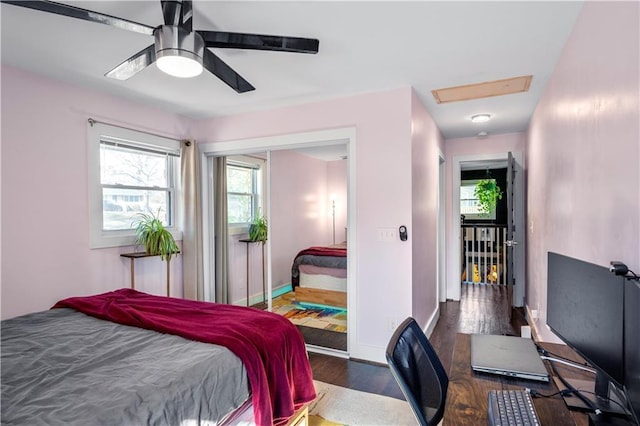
<box><xmin>488</xmin><ymin>389</ymin><xmax>541</xmax><ymax>426</ymax></box>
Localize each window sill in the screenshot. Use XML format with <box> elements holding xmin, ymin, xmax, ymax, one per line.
<box><xmin>90</xmin><ymin>229</ymin><xmax>183</xmax><ymax>249</ymax></box>
<box><xmin>228</xmin><ymin>225</ymin><xmax>250</xmax><ymax>237</ymax></box>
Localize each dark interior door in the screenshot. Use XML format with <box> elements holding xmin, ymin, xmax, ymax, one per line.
<box><xmin>505</xmin><ymin>152</ymin><xmax>516</xmax><ymax>312</ymax></box>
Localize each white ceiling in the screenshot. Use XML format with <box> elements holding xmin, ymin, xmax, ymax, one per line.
<box><xmin>0</xmin><ymin>1</ymin><xmax>584</xmax><ymax>139</ymax></box>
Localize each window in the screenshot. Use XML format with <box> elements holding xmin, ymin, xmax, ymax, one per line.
<box><xmin>460</xmin><ymin>179</ymin><xmax>497</xmax><ymax>220</ymax></box>
<box><xmin>88</xmin><ymin>122</ymin><xmax>181</xmax><ymax>248</ymax></box>
<box><xmin>227</xmin><ymin>163</ymin><xmax>258</xmax><ymax>224</ymax></box>
<box><xmin>225</xmin><ymin>156</ymin><xmax>263</xmax><ymax>234</ymax></box>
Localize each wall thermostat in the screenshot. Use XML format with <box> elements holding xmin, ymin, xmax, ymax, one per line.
<box><xmin>399</xmin><ymin>226</ymin><xmax>408</xmax><ymax>241</ymax></box>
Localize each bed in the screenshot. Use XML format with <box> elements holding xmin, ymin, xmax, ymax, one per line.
<box><xmin>291</xmin><ymin>243</ymin><xmax>347</xmax><ymax>308</ymax></box>
<box><xmin>1</xmin><ymin>289</ymin><xmax>315</xmax><ymax>426</ymax></box>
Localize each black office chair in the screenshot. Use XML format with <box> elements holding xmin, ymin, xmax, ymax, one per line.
<box><xmin>386</xmin><ymin>317</ymin><xmax>449</xmax><ymax>426</ymax></box>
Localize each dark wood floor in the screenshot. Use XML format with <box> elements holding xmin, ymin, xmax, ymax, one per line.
<box><xmin>308</xmin><ymin>284</ymin><xmax>528</xmax><ymax>400</ymax></box>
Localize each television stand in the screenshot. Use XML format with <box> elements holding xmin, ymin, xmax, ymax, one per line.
<box><xmin>554</xmin><ymin>377</ymin><xmax>628</xmax><ymax>417</ymax></box>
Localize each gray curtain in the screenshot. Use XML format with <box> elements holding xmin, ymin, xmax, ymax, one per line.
<box><xmin>214</xmin><ymin>156</ymin><xmax>230</xmax><ymax>304</ymax></box>
<box><xmin>181</xmin><ymin>140</ymin><xmax>204</xmax><ymax>300</ymax></box>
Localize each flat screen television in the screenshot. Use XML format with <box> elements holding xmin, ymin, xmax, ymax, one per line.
<box><xmin>625</xmin><ymin>278</ymin><xmax>640</xmax><ymax>424</ymax></box>
<box><xmin>547</xmin><ymin>252</ymin><xmax>625</xmax><ymax>413</ymax></box>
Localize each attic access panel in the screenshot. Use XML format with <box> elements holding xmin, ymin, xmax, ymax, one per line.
<box><xmin>432</xmin><ymin>75</ymin><xmax>532</xmax><ymax>104</ymax></box>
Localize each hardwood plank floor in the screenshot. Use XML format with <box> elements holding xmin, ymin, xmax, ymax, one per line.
<box><xmin>308</xmin><ymin>284</ymin><xmax>527</xmax><ymax>400</ymax></box>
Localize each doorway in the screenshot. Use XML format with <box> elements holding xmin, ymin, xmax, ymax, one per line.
<box><xmin>449</xmin><ymin>152</ymin><xmax>525</xmax><ymax>307</ymax></box>
<box><xmin>460</xmin><ymin>165</ymin><xmax>508</xmax><ymax>286</ymax></box>
<box><xmin>199</xmin><ymin>127</ymin><xmax>356</xmax><ymax>355</ymax></box>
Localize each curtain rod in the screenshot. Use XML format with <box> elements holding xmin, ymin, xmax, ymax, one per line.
<box><xmin>87</xmin><ymin>118</ymin><xmax>192</xmax><ymax>145</ymax></box>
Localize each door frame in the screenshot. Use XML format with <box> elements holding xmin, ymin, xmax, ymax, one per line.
<box><xmin>198</xmin><ymin>127</ymin><xmax>357</xmax><ymax>355</ymax></box>
<box><xmin>438</xmin><ymin>151</ymin><xmax>447</xmax><ymax>303</ymax></box>
<box><xmin>448</xmin><ymin>151</ymin><xmax>525</xmax><ymax>306</ymax></box>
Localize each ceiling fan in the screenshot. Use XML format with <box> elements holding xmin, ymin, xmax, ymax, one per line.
<box><xmin>2</xmin><ymin>0</ymin><xmax>320</xmax><ymax>93</ymax></box>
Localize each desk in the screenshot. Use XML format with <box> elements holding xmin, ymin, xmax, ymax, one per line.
<box><xmin>444</xmin><ymin>333</ymin><xmax>589</xmax><ymax>426</ymax></box>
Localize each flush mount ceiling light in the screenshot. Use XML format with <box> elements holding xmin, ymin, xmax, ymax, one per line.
<box><xmin>155</xmin><ymin>26</ymin><xmax>204</xmax><ymax>78</ymax></box>
<box><xmin>471</xmin><ymin>114</ymin><xmax>492</xmax><ymax>123</ymax></box>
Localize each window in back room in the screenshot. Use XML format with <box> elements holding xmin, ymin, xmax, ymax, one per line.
<box><xmin>460</xmin><ymin>179</ymin><xmax>498</xmax><ymax>221</ymax></box>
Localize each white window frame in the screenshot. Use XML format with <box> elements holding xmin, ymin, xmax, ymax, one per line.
<box><xmin>226</xmin><ymin>155</ymin><xmax>265</xmax><ymax>236</ymax></box>
<box><xmin>88</xmin><ymin>122</ymin><xmax>182</xmax><ymax>249</ymax></box>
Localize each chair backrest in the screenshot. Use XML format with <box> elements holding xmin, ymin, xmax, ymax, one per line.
<box><xmin>385</xmin><ymin>317</ymin><xmax>449</xmax><ymax>426</ymax></box>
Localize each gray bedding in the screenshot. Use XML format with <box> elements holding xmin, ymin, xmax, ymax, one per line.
<box><xmin>291</xmin><ymin>255</ymin><xmax>347</xmax><ymax>288</ymax></box>
<box><xmin>1</xmin><ymin>308</ymin><xmax>250</xmax><ymax>425</ymax></box>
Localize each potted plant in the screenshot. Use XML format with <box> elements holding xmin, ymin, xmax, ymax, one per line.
<box><xmin>474</xmin><ymin>179</ymin><xmax>503</xmax><ymax>216</ymax></box>
<box><xmin>248</xmin><ymin>212</ymin><xmax>268</xmax><ymax>243</ymax></box>
<box><xmin>133</xmin><ymin>210</ymin><xmax>179</xmax><ymax>261</ymax></box>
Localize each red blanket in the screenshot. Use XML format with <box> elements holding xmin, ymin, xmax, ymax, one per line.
<box><xmin>296</xmin><ymin>246</ymin><xmax>347</xmax><ymax>258</ymax></box>
<box><xmin>53</xmin><ymin>289</ymin><xmax>316</xmax><ymax>426</ymax></box>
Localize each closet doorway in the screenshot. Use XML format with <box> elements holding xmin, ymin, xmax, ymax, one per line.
<box><xmin>269</xmin><ymin>146</ymin><xmax>348</xmax><ymax>351</ymax></box>
<box><xmin>199</xmin><ymin>127</ymin><xmax>355</xmax><ymax>355</ymax></box>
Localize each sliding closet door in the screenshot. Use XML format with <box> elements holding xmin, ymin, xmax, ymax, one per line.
<box><xmin>200</xmin><ymin>130</ymin><xmax>354</xmax><ymax>355</ymax></box>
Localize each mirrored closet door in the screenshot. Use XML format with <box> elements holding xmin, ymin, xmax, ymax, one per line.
<box><xmin>207</xmin><ymin>143</ymin><xmax>349</xmax><ymax>352</ymax></box>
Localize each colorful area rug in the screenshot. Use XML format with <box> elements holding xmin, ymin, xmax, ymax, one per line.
<box><xmin>272</xmin><ymin>291</ymin><xmax>347</xmax><ymax>333</ymax></box>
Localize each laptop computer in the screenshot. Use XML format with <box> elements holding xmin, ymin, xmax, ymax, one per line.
<box><xmin>471</xmin><ymin>334</ymin><xmax>550</xmax><ymax>382</ymax></box>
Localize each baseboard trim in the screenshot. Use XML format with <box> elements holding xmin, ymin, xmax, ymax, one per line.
<box><xmin>306</xmin><ymin>344</ymin><xmax>349</xmax><ymax>359</ymax></box>
<box><xmin>525</xmin><ymin>304</ymin><xmax>542</xmax><ymax>341</ymax></box>
<box><xmin>425</xmin><ymin>305</ymin><xmax>441</xmax><ymax>338</ymax></box>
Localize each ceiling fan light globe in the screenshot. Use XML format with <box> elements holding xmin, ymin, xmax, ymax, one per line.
<box><xmin>154</xmin><ymin>25</ymin><xmax>205</xmax><ymax>79</ymax></box>
<box><xmin>157</xmin><ymin>54</ymin><xmax>203</xmax><ymax>78</ymax></box>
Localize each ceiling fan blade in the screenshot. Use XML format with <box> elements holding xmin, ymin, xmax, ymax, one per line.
<box><xmin>203</xmin><ymin>49</ymin><xmax>255</xmax><ymax>93</ymax></box>
<box><xmin>105</xmin><ymin>45</ymin><xmax>156</xmax><ymax>80</ymax></box>
<box><xmin>1</xmin><ymin>0</ymin><xmax>154</xmax><ymax>36</ymax></box>
<box><xmin>160</xmin><ymin>0</ymin><xmax>192</xmax><ymax>31</ymax></box>
<box><xmin>198</xmin><ymin>31</ymin><xmax>319</xmax><ymax>54</ymax></box>
<box><xmin>160</xmin><ymin>1</ymin><xmax>179</xmax><ymax>26</ymax></box>
<box><xmin>180</xmin><ymin>0</ymin><xmax>192</xmax><ymax>32</ymax></box>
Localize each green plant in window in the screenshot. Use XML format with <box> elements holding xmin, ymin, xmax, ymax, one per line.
<box><xmin>133</xmin><ymin>210</ymin><xmax>179</xmax><ymax>261</ymax></box>
<box><xmin>474</xmin><ymin>179</ymin><xmax>503</xmax><ymax>216</ymax></box>
<box><xmin>249</xmin><ymin>212</ymin><xmax>268</xmax><ymax>243</ymax></box>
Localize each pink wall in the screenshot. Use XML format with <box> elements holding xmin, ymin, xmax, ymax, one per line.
<box><xmin>270</xmin><ymin>150</ymin><xmax>330</xmax><ymax>288</ymax></box>
<box><xmin>445</xmin><ymin>133</ymin><xmax>525</xmax><ymax>157</ymax></box>
<box><xmin>1</xmin><ymin>66</ymin><xmax>189</xmax><ymax>319</ymax></box>
<box><xmin>192</xmin><ymin>88</ymin><xmax>424</xmax><ymax>361</ymax></box>
<box><xmin>410</xmin><ymin>91</ymin><xmax>445</xmax><ymax>329</ymax></box>
<box><xmin>327</xmin><ymin>159</ymin><xmax>348</xmax><ymax>244</ymax></box>
<box><xmin>526</xmin><ymin>2</ymin><xmax>639</xmax><ymax>341</ymax></box>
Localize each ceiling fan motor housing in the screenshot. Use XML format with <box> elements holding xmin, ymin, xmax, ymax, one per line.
<box><xmin>154</xmin><ymin>25</ymin><xmax>205</xmax><ymax>66</ymax></box>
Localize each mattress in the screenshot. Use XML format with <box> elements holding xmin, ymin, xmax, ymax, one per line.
<box><xmin>299</xmin><ymin>272</ymin><xmax>347</xmax><ymax>292</ymax></box>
